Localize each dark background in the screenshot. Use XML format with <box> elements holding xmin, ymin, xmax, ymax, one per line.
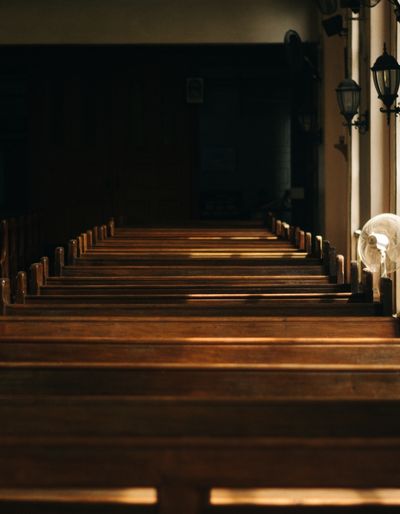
<box><xmin>0</xmin><ymin>44</ymin><xmax>319</xmax><ymax>246</ymax></box>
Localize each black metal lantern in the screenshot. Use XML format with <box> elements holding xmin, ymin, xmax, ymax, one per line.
<box><xmin>336</xmin><ymin>78</ymin><xmax>368</xmax><ymax>132</ymax></box>
<box><xmin>371</xmin><ymin>44</ymin><xmax>400</xmax><ymax>124</ymax></box>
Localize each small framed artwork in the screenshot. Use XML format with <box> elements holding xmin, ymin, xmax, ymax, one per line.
<box><xmin>186</xmin><ymin>78</ymin><xmax>204</xmax><ymax>104</ymax></box>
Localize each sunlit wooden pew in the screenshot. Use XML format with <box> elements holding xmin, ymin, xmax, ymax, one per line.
<box><xmin>1</xmin><ymin>396</ymin><xmax>400</xmax><ymax>513</ymax></box>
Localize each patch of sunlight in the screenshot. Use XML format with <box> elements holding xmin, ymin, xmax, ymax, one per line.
<box><xmin>186</xmin><ymin>293</ymin><xmax>350</xmax><ymax>298</ymax></box>
<box><xmin>0</xmin><ymin>488</ymin><xmax>157</xmax><ymax>504</ymax></box>
<box><xmin>188</xmin><ymin>252</ymin><xmax>308</xmax><ymax>258</ymax></box>
<box><xmin>211</xmin><ymin>489</ymin><xmax>400</xmax><ymax>506</ymax></box>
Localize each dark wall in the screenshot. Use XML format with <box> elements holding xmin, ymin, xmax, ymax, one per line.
<box><xmin>0</xmin><ymin>44</ymin><xmax>319</xmax><ymax>247</ymax></box>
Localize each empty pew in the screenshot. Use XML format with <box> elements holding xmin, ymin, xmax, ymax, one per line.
<box><xmin>1</xmin><ymin>396</ymin><xmax>400</xmax><ymax>514</ymax></box>
<box><xmin>0</xmin><ymin>217</ymin><xmax>397</xmax><ymax>514</ymax></box>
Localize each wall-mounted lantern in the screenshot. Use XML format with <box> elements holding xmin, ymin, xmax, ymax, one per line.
<box><xmin>371</xmin><ymin>44</ymin><xmax>400</xmax><ymax>124</ymax></box>
<box><xmin>336</xmin><ymin>78</ymin><xmax>368</xmax><ymax>133</ymax></box>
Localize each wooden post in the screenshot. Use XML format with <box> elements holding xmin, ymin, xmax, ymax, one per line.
<box><xmin>329</xmin><ymin>246</ymin><xmax>337</xmax><ymax>282</ymax></box>
<box><xmin>108</xmin><ymin>218</ymin><xmax>115</xmax><ymax>237</ymax></box>
<box><xmin>336</xmin><ymin>254</ymin><xmax>345</xmax><ymax>284</ymax></box>
<box><xmin>68</xmin><ymin>239</ymin><xmax>78</xmax><ymax>265</ymax></box>
<box><xmin>276</xmin><ymin>220</ymin><xmax>282</xmax><ymax>237</ymax></box>
<box><xmin>30</xmin><ymin>262</ymin><xmax>43</xmax><ymax>295</ymax></box>
<box><xmin>15</xmin><ymin>271</ymin><xmax>27</xmax><ymax>304</ymax></box>
<box><xmin>322</xmin><ymin>240</ymin><xmax>330</xmax><ymax>274</ymax></box>
<box><xmin>380</xmin><ymin>277</ymin><xmax>393</xmax><ymax>316</ymax></box>
<box><xmin>97</xmin><ymin>225</ymin><xmax>104</xmax><ymax>241</ymax></box>
<box><xmin>314</xmin><ymin>235</ymin><xmax>323</xmax><ymax>260</ymax></box>
<box><xmin>102</xmin><ymin>224</ymin><xmax>108</xmax><ymax>239</ymax></box>
<box><xmin>93</xmin><ymin>227</ymin><xmax>98</xmax><ymax>245</ymax></box>
<box><xmin>281</xmin><ymin>222</ymin><xmax>288</xmax><ymax>240</ymax></box>
<box><xmin>81</xmin><ymin>233</ymin><xmax>88</xmax><ymax>254</ymax></box>
<box><xmin>0</xmin><ymin>278</ymin><xmax>10</xmax><ymax>314</ymax></box>
<box><xmin>363</xmin><ymin>269</ymin><xmax>374</xmax><ymax>303</ymax></box>
<box><xmin>55</xmin><ymin>247</ymin><xmax>65</xmax><ymax>277</ymax></box>
<box><xmin>77</xmin><ymin>235</ymin><xmax>84</xmax><ymax>257</ymax></box>
<box><xmin>158</xmin><ymin>486</ymin><xmax>208</xmax><ymax>514</ymax></box>
<box><xmin>40</xmin><ymin>256</ymin><xmax>49</xmax><ymax>284</ymax></box>
<box><xmin>0</xmin><ymin>219</ymin><xmax>9</xmax><ymax>279</ymax></box>
<box><xmin>350</xmin><ymin>260</ymin><xmax>359</xmax><ymax>294</ymax></box>
<box><xmin>305</xmin><ymin>232</ymin><xmax>312</xmax><ymax>256</ymax></box>
<box><xmin>86</xmin><ymin>230</ymin><xmax>93</xmax><ymax>249</ymax></box>
<box><xmin>298</xmin><ymin>230</ymin><xmax>305</xmax><ymax>251</ymax></box>
<box><xmin>294</xmin><ymin>227</ymin><xmax>300</xmax><ymax>247</ymax></box>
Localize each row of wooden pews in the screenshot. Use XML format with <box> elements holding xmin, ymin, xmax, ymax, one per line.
<box><xmin>0</xmin><ymin>215</ymin><xmax>399</xmax><ymax>513</ymax></box>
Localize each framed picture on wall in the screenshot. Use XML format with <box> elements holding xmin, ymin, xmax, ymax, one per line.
<box><xmin>186</xmin><ymin>78</ymin><xmax>204</xmax><ymax>104</ymax></box>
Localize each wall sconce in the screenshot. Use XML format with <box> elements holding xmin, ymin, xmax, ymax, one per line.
<box><xmin>388</xmin><ymin>0</ymin><xmax>400</xmax><ymax>22</ymax></box>
<box><xmin>336</xmin><ymin>78</ymin><xmax>369</xmax><ymax>133</ymax></box>
<box><xmin>371</xmin><ymin>44</ymin><xmax>400</xmax><ymax>124</ymax></box>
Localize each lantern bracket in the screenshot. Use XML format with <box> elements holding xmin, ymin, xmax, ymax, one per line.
<box><xmin>343</xmin><ymin>110</ymin><xmax>369</xmax><ymax>134</ymax></box>
<box><xmin>379</xmin><ymin>106</ymin><xmax>400</xmax><ymax>124</ymax></box>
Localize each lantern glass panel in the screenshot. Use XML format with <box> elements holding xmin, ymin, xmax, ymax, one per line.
<box><xmin>373</xmin><ymin>68</ymin><xmax>400</xmax><ymax>107</ymax></box>
<box><xmin>336</xmin><ymin>80</ymin><xmax>360</xmax><ymax>126</ymax></box>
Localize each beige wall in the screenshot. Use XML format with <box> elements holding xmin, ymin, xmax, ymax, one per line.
<box><xmin>369</xmin><ymin>1</ymin><xmax>393</xmax><ymax>218</ymax></box>
<box><xmin>0</xmin><ymin>0</ymin><xmax>318</xmax><ymax>44</ymax></box>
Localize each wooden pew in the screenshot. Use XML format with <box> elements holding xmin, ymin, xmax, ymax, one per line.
<box><xmin>1</xmin><ymin>396</ymin><xmax>400</xmax><ymax>514</ymax></box>
<box><xmin>0</xmin><ymin>217</ymin><xmax>397</xmax><ymax>513</ymax></box>
<box><xmin>0</xmin><ymin>314</ymin><xmax>397</xmax><ymax>338</ymax></box>
<box><xmin>2</xmin><ymin>335</ymin><xmax>400</xmax><ymax>364</ymax></box>
<box><xmin>1</xmin><ymin>355</ymin><xmax>400</xmax><ymax>397</ymax></box>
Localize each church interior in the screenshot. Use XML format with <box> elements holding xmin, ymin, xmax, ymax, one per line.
<box><xmin>1</xmin><ymin>0</ymin><xmax>400</xmax><ymax>512</ymax></box>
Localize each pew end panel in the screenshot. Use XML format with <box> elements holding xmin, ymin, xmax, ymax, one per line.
<box><xmin>40</xmin><ymin>256</ymin><xmax>49</xmax><ymax>285</ymax></box>
<box><xmin>68</xmin><ymin>240</ymin><xmax>78</xmax><ymax>266</ymax></box>
<box><xmin>314</xmin><ymin>235</ymin><xmax>323</xmax><ymax>260</ymax></box>
<box><xmin>86</xmin><ymin>230</ymin><xmax>93</xmax><ymax>250</ymax></box>
<box><xmin>108</xmin><ymin>218</ymin><xmax>116</xmax><ymax>237</ymax></box>
<box><xmin>0</xmin><ymin>278</ymin><xmax>10</xmax><ymax>314</ymax></box>
<box><xmin>55</xmin><ymin>247</ymin><xmax>65</xmax><ymax>277</ymax></box>
<box><xmin>29</xmin><ymin>263</ymin><xmax>44</xmax><ymax>296</ymax></box>
<box><xmin>305</xmin><ymin>232</ymin><xmax>312</xmax><ymax>256</ymax></box>
<box><xmin>15</xmin><ymin>271</ymin><xmax>27</xmax><ymax>304</ymax></box>
<box><xmin>93</xmin><ymin>226</ymin><xmax>99</xmax><ymax>245</ymax></box>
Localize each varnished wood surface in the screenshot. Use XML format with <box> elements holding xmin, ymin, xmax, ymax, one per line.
<box><xmin>1</xmin><ymin>490</ymin><xmax>400</xmax><ymax>513</ymax></box>
<box><xmin>1</xmin><ymin>221</ymin><xmax>398</xmax><ymax>509</ymax></box>
<box><xmin>73</xmin><ymin>257</ymin><xmax>323</xmax><ymax>266</ymax></box>
<box><xmin>1</xmin><ymin>399</ymin><xmax>400</xmax><ymax>489</ymax></box>
<box><xmin>2</xmin><ymin>340</ymin><xmax>400</xmax><ymax>365</ymax></box>
<box><xmin>1</xmin><ymin>397</ymin><xmax>400</xmax><ymax>438</ymax></box>
<box><xmin>2</xmin><ymin>301</ymin><xmax>383</xmax><ymax>316</ymax></box>
<box><xmin>0</xmin><ymin>316</ymin><xmax>395</xmax><ymax>338</ymax></box>
<box><xmin>62</xmin><ymin>266</ymin><xmax>327</xmax><ymax>277</ymax></box>
<box><xmin>1</xmin><ymin>366</ymin><xmax>400</xmax><ymax>397</ymax></box>
<box><xmin>49</xmin><ymin>275</ymin><xmax>333</xmax><ymax>285</ymax></box>
<box><xmin>40</xmin><ymin>284</ymin><xmax>351</xmax><ymax>295</ymax></box>
<box><xmin>26</xmin><ymin>292</ymin><xmax>354</xmax><ymax>303</ymax></box>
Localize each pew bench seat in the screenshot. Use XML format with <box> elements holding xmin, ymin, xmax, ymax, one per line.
<box><xmin>0</xmin><ymin>315</ymin><xmax>395</xmax><ymax>338</ymax></box>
